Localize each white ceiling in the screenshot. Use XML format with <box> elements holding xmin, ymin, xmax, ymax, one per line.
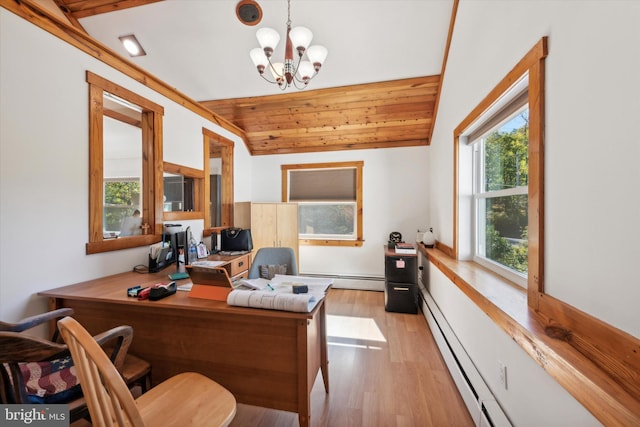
<box><xmin>79</xmin><ymin>0</ymin><xmax>453</xmax><ymax>101</ymax></box>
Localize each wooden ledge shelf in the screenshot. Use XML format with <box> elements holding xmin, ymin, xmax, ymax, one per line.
<box><xmin>420</xmin><ymin>246</ymin><xmax>640</xmax><ymax>426</ymax></box>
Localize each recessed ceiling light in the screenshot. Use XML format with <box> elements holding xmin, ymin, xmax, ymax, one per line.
<box><xmin>118</xmin><ymin>34</ymin><xmax>146</xmax><ymax>57</ymax></box>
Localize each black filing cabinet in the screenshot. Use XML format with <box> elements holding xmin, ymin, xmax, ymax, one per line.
<box><xmin>384</xmin><ymin>247</ymin><xmax>418</xmax><ymax>314</ymax></box>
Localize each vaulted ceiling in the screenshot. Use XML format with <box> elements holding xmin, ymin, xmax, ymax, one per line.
<box><xmin>201</xmin><ymin>76</ymin><xmax>440</xmax><ymax>155</ymax></box>
<box><xmin>47</xmin><ymin>0</ymin><xmax>455</xmax><ymax>154</ymax></box>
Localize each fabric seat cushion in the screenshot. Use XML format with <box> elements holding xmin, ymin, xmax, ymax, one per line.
<box><xmin>259</xmin><ymin>264</ymin><xmax>288</xmax><ymax>280</ymax></box>
<box><xmin>19</xmin><ymin>355</ymin><xmax>82</xmax><ymax>404</ymax></box>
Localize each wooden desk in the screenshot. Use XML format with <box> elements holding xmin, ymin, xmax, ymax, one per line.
<box><xmin>39</xmin><ymin>258</ymin><xmax>328</xmax><ymax>427</ymax></box>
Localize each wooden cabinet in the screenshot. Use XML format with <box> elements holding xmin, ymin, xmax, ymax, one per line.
<box><xmin>235</xmin><ymin>202</ymin><xmax>299</xmax><ymax>269</ymax></box>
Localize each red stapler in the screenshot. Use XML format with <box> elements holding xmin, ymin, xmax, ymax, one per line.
<box><xmin>137</xmin><ymin>287</ymin><xmax>151</xmax><ymax>300</ymax></box>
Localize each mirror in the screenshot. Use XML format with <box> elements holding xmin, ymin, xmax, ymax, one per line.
<box><xmin>87</xmin><ymin>71</ymin><xmax>163</xmax><ymax>254</ymax></box>
<box><xmin>209</xmin><ymin>156</ymin><xmax>222</xmax><ymax>226</ymax></box>
<box><xmin>203</xmin><ymin>128</ymin><xmax>234</xmax><ymax>230</ymax></box>
<box><xmin>103</xmin><ymin>93</ymin><xmax>143</xmax><ymax>237</ymax></box>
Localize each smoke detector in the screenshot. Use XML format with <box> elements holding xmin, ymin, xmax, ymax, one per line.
<box><xmin>236</xmin><ymin>0</ymin><xmax>263</xmax><ymax>26</ymax></box>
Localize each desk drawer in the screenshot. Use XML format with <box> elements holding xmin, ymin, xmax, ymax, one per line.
<box><xmin>228</xmin><ymin>253</ymin><xmax>250</xmax><ymax>277</ymax></box>
<box><xmin>233</xmin><ymin>270</ymin><xmax>249</xmax><ymax>280</ymax></box>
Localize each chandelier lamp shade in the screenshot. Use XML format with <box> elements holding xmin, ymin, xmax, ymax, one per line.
<box><xmin>249</xmin><ymin>0</ymin><xmax>328</xmax><ymax>90</ymax></box>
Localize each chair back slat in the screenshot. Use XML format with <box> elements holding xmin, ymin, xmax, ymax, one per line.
<box><xmin>58</xmin><ymin>317</ymin><xmax>145</xmax><ymax>427</ymax></box>
<box><xmin>68</xmin><ymin>338</ymin><xmax>111</xmax><ymax>425</ymax></box>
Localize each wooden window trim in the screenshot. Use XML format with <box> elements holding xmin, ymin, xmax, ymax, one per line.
<box><xmin>457</xmin><ymin>30</ymin><xmax>550</xmax><ymax>390</ymax></box>
<box><xmin>447</xmin><ymin>37</ymin><xmax>640</xmax><ymax>425</ymax></box>
<box><xmin>282</xmin><ymin>161</ymin><xmax>364</xmax><ymax>247</ymax></box>
<box><xmin>86</xmin><ymin>71</ymin><xmax>163</xmax><ymax>254</ymax></box>
<box><xmin>454</xmin><ymin>38</ymin><xmax>546</xmax><ymax>299</ymax></box>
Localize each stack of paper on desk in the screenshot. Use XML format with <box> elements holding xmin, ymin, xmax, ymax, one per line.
<box><xmin>190</xmin><ymin>260</ymin><xmax>226</xmax><ymax>268</ymax></box>
<box><xmin>227</xmin><ymin>275</ymin><xmax>333</xmax><ymax>312</ymax></box>
<box><xmin>227</xmin><ymin>290</ymin><xmax>319</xmax><ymax>312</ymax></box>
<box><xmin>232</xmin><ymin>277</ymin><xmax>271</xmax><ymax>290</ymax></box>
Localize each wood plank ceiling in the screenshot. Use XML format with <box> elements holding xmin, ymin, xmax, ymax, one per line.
<box><xmin>52</xmin><ymin>0</ymin><xmax>441</xmax><ymax>156</ymax></box>
<box><xmin>201</xmin><ymin>76</ymin><xmax>440</xmax><ymax>155</ymax></box>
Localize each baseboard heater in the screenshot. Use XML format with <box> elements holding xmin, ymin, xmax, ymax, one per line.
<box><xmin>418</xmin><ymin>285</ymin><xmax>512</xmax><ymax>427</ymax></box>
<box><xmin>301</xmin><ymin>273</ymin><xmax>385</xmax><ymax>291</ymax></box>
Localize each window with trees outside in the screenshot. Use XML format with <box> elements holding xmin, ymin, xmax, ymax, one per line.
<box><xmin>471</xmin><ymin>93</ymin><xmax>529</xmax><ymax>286</ymax></box>
<box><xmin>455</xmin><ymin>37</ymin><xmax>546</xmax><ymax>295</ymax></box>
<box><xmin>282</xmin><ymin>161</ymin><xmax>363</xmax><ymax>246</ymax></box>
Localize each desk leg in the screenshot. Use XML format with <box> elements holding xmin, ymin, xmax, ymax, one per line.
<box><xmin>320</xmin><ymin>302</ymin><xmax>329</xmax><ymax>393</ymax></box>
<box><xmin>47</xmin><ymin>297</ymin><xmax>62</xmax><ymax>338</ymax></box>
<box><xmin>297</xmin><ymin>318</ymin><xmax>310</xmax><ymax>427</ymax></box>
<box><xmin>48</xmin><ymin>297</ymin><xmax>61</xmax><ymax>311</ymax></box>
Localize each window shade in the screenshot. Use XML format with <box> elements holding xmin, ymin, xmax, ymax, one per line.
<box><xmin>467</xmin><ymin>90</ymin><xmax>528</xmax><ymax>143</ymax></box>
<box><xmin>289</xmin><ymin>168</ymin><xmax>356</xmax><ymax>201</ymax></box>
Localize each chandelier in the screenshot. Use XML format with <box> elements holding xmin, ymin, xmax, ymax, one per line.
<box><xmin>249</xmin><ymin>0</ymin><xmax>328</xmax><ymax>90</ymax></box>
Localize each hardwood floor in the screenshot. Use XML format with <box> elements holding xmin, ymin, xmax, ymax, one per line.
<box><xmin>72</xmin><ymin>289</ymin><xmax>473</xmax><ymax>426</ymax></box>
<box><xmin>228</xmin><ymin>289</ymin><xmax>474</xmax><ymax>427</ymax></box>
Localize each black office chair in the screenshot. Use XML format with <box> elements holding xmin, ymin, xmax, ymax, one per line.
<box><xmin>248</xmin><ymin>247</ymin><xmax>298</xmax><ymax>279</ymax></box>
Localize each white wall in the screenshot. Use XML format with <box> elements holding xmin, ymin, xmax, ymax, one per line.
<box><xmin>249</xmin><ymin>147</ymin><xmax>430</xmax><ymax>278</ymax></box>
<box><xmin>427</xmin><ymin>264</ymin><xmax>597</xmax><ymax>426</ymax></box>
<box><xmin>2</xmin><ymin>2</ymin><xmax>637</xmax><ymax>424</ymax></box>
<box><xmin>427</xmin><ymin>0</ymin><xmax>640</xmax><ymax>425</ymax></box>
<box><xmin>0</xmin><ymin>9</ymin><xmax>250</xmax><ymax>323</ymax></box>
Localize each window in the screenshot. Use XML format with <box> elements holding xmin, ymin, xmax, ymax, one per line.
<box><xmin>469</xmin><ymin>87</ymin><xmax>529</xmax><ymax>286</ymax></box>
<box><xmin>162</xmin><ymin>161</ymin><xmax>205</xmax><ymax>222</ymax></box>
<box><xmin>282</xmin><ymin>161</ymin><xmax>363</xmax><ymax>246</ymax></box>
<box><xmin>87</xmin><ymin>71</ymin><xmax>164</xmax><ymax>254</ymax></box>
<box><xmin>455</xmin><ymin>38</ymin><xmax>546</xmax><ymax>296</ymax></box>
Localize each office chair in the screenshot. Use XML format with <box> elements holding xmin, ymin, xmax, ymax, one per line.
<box><xmin>0</xmin><ymin>308</ymin><xmax>151</xmax><ymax>423</ymax></box>
<box><xmin>247</xmin><ymin>247</ymin><xmax>298</xmax><ymax>279</ymax></box>
<box><xmin>58</xmin><ymin>316</ymin><xmax>236</xmax><ymax>427</ymax></box>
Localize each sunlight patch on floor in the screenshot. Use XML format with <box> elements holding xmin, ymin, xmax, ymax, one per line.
<box><xmin>327</xmin><ymin>314</ymin><xmax>386</xmax><ymax>350</ymax></box>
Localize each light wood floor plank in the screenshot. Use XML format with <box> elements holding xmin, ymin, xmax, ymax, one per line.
<box><xmin>229</xmin><ymin>289</ymin><xmax>474</xmax><ymax>427</ymax></box>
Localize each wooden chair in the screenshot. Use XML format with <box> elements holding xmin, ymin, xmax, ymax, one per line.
<box><xmin>58</xmin><ymin>316</ymin><xmax>236</xmax><ymax>427</ymax></box>
<box><xmin>0</xmin><ymin>308</ymin><xmax>151</xmax><ymax>422</ymax></box>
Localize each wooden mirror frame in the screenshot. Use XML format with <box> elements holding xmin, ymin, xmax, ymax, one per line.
<box><xmin>203</xmin><ymin>128</ymin><xmax>234</xmax><ymax>234</ymax></box>
<box><xmin>86</xmin><ymin>72</ymin><xmax>163</xmax><ymax>254</ymax></box>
